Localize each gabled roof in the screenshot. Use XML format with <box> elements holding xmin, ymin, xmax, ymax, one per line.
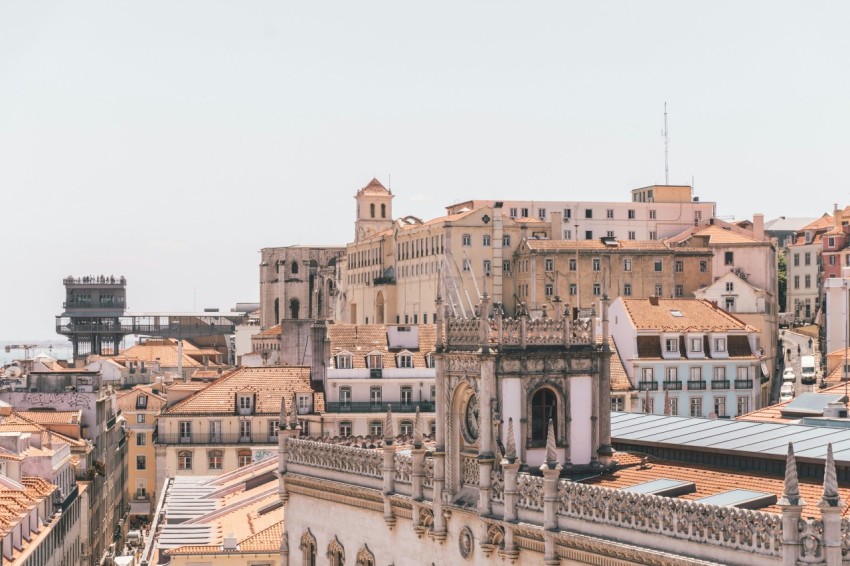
<box><xmin>618</xmin><ymin>298</ymin><xmax>756</xmax><ymax>333</ymax></box>
<box><xmin>163</xmin><ymin>366</ymin><xmax>323</xmax><ymax>416</ymax></box>
<box><xmin>0</xmin><ymin>413</ymin><xmax>86</xmax><ymax>448</ymax></box>
<box><xmin>256</xmin><ymin>324</ymin><xmax>281</xmax><ymax>337</ymax></box>
<box><xmin>116</xmin><ymin>385</ymin><xmax>167</xmax><ymax>412</ymax></box>
<box><xmin>356</xmin><ymin>177</ymin><xmax>392</xmax><ymax>196</ymax></box>
<box><xmin>328</xmin><ymin>324</ymin><xmax>436</xmax><ymax>369</ymax></box>
<box><xmin>15</xmin><ymin>410</ymin><xmax>81</xmax><ymax>426</ymax></box>
<box><xmin>117</xmin><ymin>339</ymin><xmax>223</xmax><ymax>368</ymax></box>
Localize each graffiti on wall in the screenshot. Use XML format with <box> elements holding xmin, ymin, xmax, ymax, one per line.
<box><xmin>22</xmin><ymin>392</ymin><xmax>91</xmax><ymax>409</ymax></box>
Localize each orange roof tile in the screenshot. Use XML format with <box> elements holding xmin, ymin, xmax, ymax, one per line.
<box><xmin>16</xmin><ymin>410</ymin><xmax>81</xmax><ymax>426</ymax></box>
<box><xmin>163</xmin><ymin>366</ymin><xmax>323</xmax><ymax>416</ymax></box>
<box><xmin>524</xmin><ymin>239</ymin><xmax>672</xmax><ymax>252</ymax></box>
<box><xmin>620</xmin><ymin>298</ymin><xmax>757</xmax><ymax>333</ymax></box>
<box><xmin>257</xmin><ymin>324</ymin><xmax>281</xmax><ymax>337</ymax></box>
<box><xmin>116</xmin><ymin>385</ymin><xmax>167</xmax><ymax>412</ymax></box>
<box><xmin>328</xmin><ymin>324</ymin><xmax>436</xmax><ymax>369</ymax></box>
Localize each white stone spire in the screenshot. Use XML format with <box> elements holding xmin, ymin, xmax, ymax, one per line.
<box><xmin>504</xmin><ymin>417</ymin><xmax>517</xmax><ymax>464</ymax></box>
<box><xmin>543</xmin><ymin>419</ymin><xmax>558</xmax><ymax>470</ymax></box>
<box><xmin>384</xmin><ymin>404</ymin><xmax>394</xmax><ymax>443</ymax></box>
<box><xmin>778</xmin><ymin>442</ymin><xmax>802</xmax><ymax>506</ymax></box>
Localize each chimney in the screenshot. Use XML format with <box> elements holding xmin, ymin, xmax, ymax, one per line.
<box><xmin>649</xmin><ymin>296</ymin><xmax>659</xmax><ymax>306</ymax></box>
<box><xmin>222</xmin><ymin>534</ymin><xmax>238</xmax><ymax>551</ymax></box>
<box><xmin>752</xmin><ymin>213</ymin><xmax>764</xmax><ymax>241</ymax></box>
<box><xmin>551</xmin><ymin>211</ymin><xmax>563</xmax><ymax>241</ymax></box>
<box><xmin>835</xmin><ymin>204</ymin><xmax>842</xmax><ymax>230</ymax></box>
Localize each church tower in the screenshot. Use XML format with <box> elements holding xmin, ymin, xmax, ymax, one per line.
<box><xmin>354</xmin><ymin>178</ymin><xmax>394</xmax><ymax>242</ymax></box>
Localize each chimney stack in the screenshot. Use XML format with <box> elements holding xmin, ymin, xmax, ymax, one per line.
<box><xmin>752</xmin><ymin>213</ymin><xmax>764</xmax><ymax>240</ymax></box>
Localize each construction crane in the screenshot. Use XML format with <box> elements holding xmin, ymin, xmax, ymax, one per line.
<box><xmin>3</xmin><ymin>343</ymin><xmax>65</xmax><ymax>359</ymax></box>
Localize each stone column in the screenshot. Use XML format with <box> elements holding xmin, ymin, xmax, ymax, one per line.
<box><xmin>597</xmin><ymin>295</ymin><xmax>614</xmax><ymax>466</ymax></box>
<box><xmin>382</xmin><ymin>407</ymin><xmax>397</xmax><ymax>528</ymax></box>
<box><xmin>819</xmin><ymin>444</ymin><xmax>844</xmax><ymax>565</ymax></box>
<box><xmin>777</xmin><ymin>443</ymin><xmax>805</xmax><ymax>566</ymax></box>
<box><xmin>411</xmin><ymin>408</ymin><xmax>425</xmax><ymax>502</ymax></box>
<box><xmin>502</xmin><ymin>418</ymin><xmax>520</xmax><ymax>523</ymax></box>
<box><xmin>540</xmin><ymin>420</ymin><xmax>562</xmax><ymax>532</ymax></box>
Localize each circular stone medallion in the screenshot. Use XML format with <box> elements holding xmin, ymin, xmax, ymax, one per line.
<box><xmin>458</xmin><ymin>526</ymin><xmax>474</xmax><ymax>559</ymax></box>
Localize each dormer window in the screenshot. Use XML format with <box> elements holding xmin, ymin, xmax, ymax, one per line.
<box><xmin>665</xmin><ymin>338</ymin><xmax>679</xmax><ymax>353</ymax></box>
<box><xmin>367</xmin><ymin>352</ymin><xmax>384</xmax><ymax>369</ymax></box>
<box><xmin>714</xmin><ymin>338</ymin><xmax>727</xmax><ymax>352</ymax></box>
<box><xmin>335</xmin><ymin>352</ymin><xmax>353</xmax><ymax>369</ymax></box>
<box><xmin>237</xmin><ymin>393</ymin><xmax>254</xmax><ymax>415</ymax></box>
<box><xmin>690</xmin><ymin>338</ymin><xmax>703</xmax><ymax>352</ymax></box>
<box><xmin>136</xmin><ymin>395</ymin><xmax>147</xmax><ymax>409</ymax></box>
<box><xmin>424</xmin><ymin>353</ymin><xmax>435</xmax><ymax>369</ymax></box>
<box><xmin>397</xmin><ymin>351</ymin><xmax>413</xmax><ymax>368</ymax></box>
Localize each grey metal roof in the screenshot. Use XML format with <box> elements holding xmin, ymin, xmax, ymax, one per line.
<box><xmin>764</xmin><ymin>217</ymin><xmax>818</xmax><ymax>232</ymax></box>
<box><xmin>611</xmin><ymin>411</ymin><xmax>850</xmax><ymax>465</ymax></box>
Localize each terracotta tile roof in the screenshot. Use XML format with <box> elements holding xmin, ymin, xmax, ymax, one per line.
<box><xmin>524</xmin><ymin>239</ymin><xmax>671</xmax><ymax>251</ymax></box>
<box><xmin>513</xmin><ymin>216</ymin><xmax>545</xmax><ymax>224</ymax></box>
<box><xmin>117</xmin><ymin>339</ymin><xmax>222</xmax><ymax>368</ymax></box>
<box><xmin>608</xmin><ymin>339</ymin><xmax>632</xmax><ymax>392</ymax></box>
<box><xmin>687</xmin><ymin>224</ymin><xmax>763</xmax><ymax>245</ymax></box>
<box><xmin>16</xmin><ymin>410</ymin><xmax>81</xmax><ymax>426</ymax></box>
<box><xmin>328</xmin><ymin>324</ymin><xmax>437</xmax><ymax>369</ymax></box>
<box><xmin>163</xmin><ymin>366</ymin><xmax>323</xmax><ymax>416</ymax></box>
<box><xmin>0</xmin><ymin>479</ymin><xmax>56</xmax><ymax>539</ymax></box>
<box><xmin>257</xmin><ymin>324</ymin><xmax>281</xmax><ymax>337</ymax></box>
<box><xmin>620</xmin><ymin>298</ymin><xmax>757</xmax><ymax>333</ymax></box>
<box><xmin>595</xmin><ymin>452</ymin><xmax>850</xmax><ymax>518</ymax></box>
<box><xmin>116</xmin><ymin>385</ymin><xmax>167</xmax><ymax>412</ymax></box>
<box><xmin>356</xmin><ymin>177</ymin><xmax>391</xmax><ymax>196</ymax></box>
<box><xmin>0</xmin><ymin>413</ymin><xmax>86</xmax><ymax>448</ymax></box>
<box><xmin>239</xmin><ymin>519</ymin><xmax>284</xmax><ymax>552</ymax></box>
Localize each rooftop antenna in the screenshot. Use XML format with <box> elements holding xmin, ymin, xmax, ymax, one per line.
<box><xmin>663</xmin><ymin>102</ymin><xmax>670</xmax><ymax>185</ymax></box>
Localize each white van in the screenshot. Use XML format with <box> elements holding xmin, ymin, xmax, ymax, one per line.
<box><xmin>800</xmin><ymin>355</ymin><xmax>816</xmax><ymax>384</ymax></box>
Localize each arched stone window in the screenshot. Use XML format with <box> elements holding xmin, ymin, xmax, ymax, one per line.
<box><xmin>356</xmin><ymin>544</ymin><xmax>375</xmax><ymax>566</ymax></box>
<box><xmin>380</xmin><ymin>203</ymin><xmax>386</xmax><ymax>219</ymax></box>
<box><xmin>327</xmin><ymin>536</ymin><xmax>345</xmax><ymax>566</ymax></box>
<box><xmin>370</xmin><ymin>203</ymin><xmax>376</xmax><ymax>218</ymax></box>
<box><xmin>290</xmin><ymin>298</ymin><xmax>300</xmax><ymax>319</ymax></box>
<box><xmin>300</xmin><ymin>530</ymin><xmax>317</xmax><ymax>566</ymax></box>
<box><xmin>531</xmin><ymin>388</ymin><xmax>558</xmax><ymax>444</ymax></box>
<box><xmin>291</xmin><ymin>261</ymin><xmax>299</xmax><ymax>274</ymax></box>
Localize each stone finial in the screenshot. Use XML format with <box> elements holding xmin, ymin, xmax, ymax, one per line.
<box><xmin>413</xmin><ymin>406</ymin><xmax>423</xmax><ymax>448</ymax></box>
<box><xmin>822</xmin><ymin>443</ymin><xmax>841</xmax><ymax>505</ymax></box>
<box><xmin>543</xmin><ymin>419</ymin><xmax>558</xmax><ymax>470</ymax></box>
<box><xmin>288</xmin><ymin>392</ymin><xmax>299</xmax><ymax>429</ymax></box>
<box><xmin>504</xmin><ymin>417</ymin><xmax>517</xmax><ymax>464</ymax></box>
<box><xmin>279</xmin><ymin>395</ymin><xmax>287</xmax><ymax>422</ymax></box>
<box><xmin>384</xmin><ymin>405</ymin><xmax>394</xmax><ymax>442</ymax></box>
<box><xmin>779</xmin><ymin>442</ymin><xmax>803</xmax><ymax>506</ymax></box>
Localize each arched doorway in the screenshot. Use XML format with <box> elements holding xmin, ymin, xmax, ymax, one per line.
<box><xmin>375</xmin><ymin>292</ymin><xmax>385</xmax><ymax>324</ymax></box>
<box><xmin>289</xmin><ymin>298</ymin><xmax>300</xmax><ymax>320</ymax></box>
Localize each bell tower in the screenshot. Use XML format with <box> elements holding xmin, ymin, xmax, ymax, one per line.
<box><xmin>354</xmin><ymin>178</ymin><xmax>394</xmax><ymax>242</ymax></box>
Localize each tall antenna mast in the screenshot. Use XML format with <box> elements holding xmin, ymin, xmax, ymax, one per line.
<box><xmin>663</xmin><ymin>102</ymin><xmax>669</xmax><ymax>185</ymax></box>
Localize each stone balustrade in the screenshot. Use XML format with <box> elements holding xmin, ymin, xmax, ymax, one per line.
<box><xmin>444</xmin><ymin>313</ymin><xmax>595</xmax><ymax>350</ymax></box>
<box><xmin>394</xmin><ymin>453</ymin><xmax>412</xmax><ymax>484</ymax></box>
<box><xmin>286</xmin><ymin>438</ymin><xmax>383</xmax><ymax>479</ymax></box>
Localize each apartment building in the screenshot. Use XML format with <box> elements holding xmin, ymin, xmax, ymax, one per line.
<box><xmin>784</xmin><ymin>214</ymin><xmax>832</xmax><ymax>322</ymax></box>
<box><xmin>513</xmin><ymin>238</ymin><xmax>713</xmax><ymax>314</ymax></box>
<box><xmin>116</xmin><ymin>385</ymin><xmax>166</xmax><ymax>522</ymax></box>
<box><xmin>610</xmin><ymin>297</ymin><xmax>764</xmax><ymax>417</ymax></box>
<box><xmin>155</xmin><ymin>366</ymin><xmax>323</xmax><ymax>484</ymax></box>
<box><xmin>115</xmin><ymin>338</ymin><xmax>225</xmax><ymax>381</ymax></box>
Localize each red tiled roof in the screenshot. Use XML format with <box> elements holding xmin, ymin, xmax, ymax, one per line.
<box><xmin>328</xmin><ymin>324</ymin><xmax>436</xmax><ymax>369</ymax></box>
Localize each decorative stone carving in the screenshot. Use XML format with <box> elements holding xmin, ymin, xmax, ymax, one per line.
<box><xmin>798</xmin><ymin>518</ymin><xmax>824</xmax><ymax>564</ymax></box>
<box><xmin>462</xmin><ymin>456</ymin><xmax>480</xmax><ymax>487</ymax></box>
<box><xmin>458</xmin><ymin>526</ymin><xmax>474</xmax><ymax>559</ymax></box>
<box><xmin>394</xmin><ymin>453</ymin><xmax>412</xmax><ymax>484</ymax></box>
<box><xmin>423</xmin><ymin>458</ymin><xmax>434</xmax><ymax>488</ymax></box>
<box><xmin>287</xmin><ymin>438</ymin><xmax>383</xmax><ymax>479</ymax></box>
<box><xmin>446</xmin><ymin>355</ymin><xmax>481</xmax><ymax>374</ymax></box>
<box><xmin>517</xmin><ymin>474</ymin><xmax>544</xmax><ymax>511</ymax></box>
<box><xmin>490</xmin><ymin>469</ymin><xmax>504</xmax><ymax>503</ymax></box>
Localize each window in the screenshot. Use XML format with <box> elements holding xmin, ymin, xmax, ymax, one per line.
<box><xmin>641</xmin><ymin>368</ymin><xmax>654</xmax><ymax>382</ymax></box>
<box><xmin>794</xmin><ymin>275</ymin><xmax>800</xmax><ymax>289</ymax></box>
<box><xmin>239</xmin><ymin>420</ymin><xmax>252</xmax><ymax>441</ymax></box>
<box><xmin>724</xmin><ymin>251</ymin><xmax>734</xmax><ymax>265</ymax></box>
<box><xmin>611</xmin><ymin>397</ymin><xmax>624</xmax><ymax>411</ymax></box>
<box><xmin>714</xmin><ymin>366</ymin><xmax>726</xmax><ymax>379</ymax></box>
<box><xmin>830</xmin><ymin>255</ymin><xmax>837</xmax><ymax>266</ymax></box>
<box><xmin>623</xmin><ymin>258</ymin><xmax>632</xmax><ymax>271</ymax></box>
<box><xmin>585</xmin><ymin>209</ymin><xmax>593</xmax><ymax>219</ymax></box>
<box><xmin>665</xmin><ymin>338</ymin><xmax>678</xmax><ymax>353</ymax></box>
<box><xmin>793</xmin><ymin>254</ymin><xmax>800</xmax><ymax>267</ymax></box>
<box><xmin>675</xmin><ymin>260</ymin><xmax>683</xmax><ymax>272</ymax></box>
<box><xmin>179</xmin><ymin>421</ymin><xmax>191</xmax><ymax>442</ymax></box>
<box><xmin>649</xmin><ymin>209</ymin><xmax>657</xmax><ymax>219</ymax></box>
<box><xmin>136</xmin><ymin>414</ymin><xmax>146</xmax><ymax>424</ymax></box>
<box><xmin>370</xmin><ymin>203</ymin><xmax>375</xmax><ymax>218</ymax></box>
<box><xmin>544</xmin><ymin>258</ymin><xmax>554</xmax><ymax>272</ymax></box>
<box><xmin>136</xmin><ymin>395</ymin><xmax>147</xmax><ymax>409</ymax></box>
<box><xmin>238</xmin><ymin>449</ymin><xmax>252</xmax><ymax>467</ymax></box>
<box><xmin>628</xmin><ymin>231</ymin><xmax>636</xmax><ymax>240</ymax></box>
<box><xmin>531</xmin><ymin>388</ymin><xmax>557</xmax><ymax>444</ymax></box>
<box><xmin>805</xmin><ymin>274</ymin><xmax>811</xmax><ymax>288</ymax></box>
<box><xmin>398</xmin><ymin>353</ymin><xmax>413</xmax><ymax>368</ymax></box>
<box><xmin>737</xmin><ymin>396</ymin><xmax>750</xmax><ymax>416</ymax></box>
<box><xmin>737</xmin><ymin>366</ymin><xmax>749</xmax><ymax>380</ymax></box>
<box><xmin>400</xmin><ymin>420</ymin><xmax>414</xmax><ymax>436</ymax></box>
<box><xmin>563</xmin><ymin>229</ymin><xmax>572</xmax><ymax>239</ymax></box>
<box><xmin>585</xmin><ymin>230</ymin><xmax>593</xmax><ymax>240</ymax></box>
<box><xmin>649</xmin><ymin>231</ymin><xmax>657</xmax><ymax>240</ymax></box>
<box><xmin>483</xmin><ymin>234</ymin><xmax>491</xmax><ymax>246</ymax></box>
<box><xmin>208</xmin><ymin>450</ymin><xmax>223</xmax><ymax>470</ymax></box>
<box><xmin>367</xmin><ymin>353</ymin><xmax>383</xmax><ymax>369</ymax></box>
<box><xmin>400</xmin><ymin>386</ymin><xmax>413</xmax><ymax>406</ymax></box>
<box><xmin>623</xmin><ymin>283</ymin><xmax>632</xmax><ymax>296</ymax></box>
<box><xmin>690</xmin><ymin>338</ymin><xmax>702</xmax><ymax>352</ymax></box>
<box><xmin>338</xmin><ymin>386</ymin><xmax>352</xmax><ymax>408</ymax></box>
<box><xmin>669</xmin><ymin>398</ymin><xmax>679</xmax><ymax>416</ymax></box>
<box><xmin>654</xmin><ymin>259</ymin><xmax>663</xmax><ymax>272</ymax></box>
<box><xmin>430</xmin><ymin>385</ymin><xmax>436</xmax><ymax>402</ymax></box>
<box><xmin>269</xmin><ymin>420</ymin><xmax>279</xmax><ymax>439</ymax></box>
<box><xmin>569</xmin><ymin>284</ymin><xmax>577</xmax><ymax>295</ymax></box>
<box><xmin>714</xmin><ymin>338</ymin><xmax>726</xmax><ymax>352</ymax></box>
<box><xmin>699</xmin><ymin>260</ymin><xmax>707</xmax><ymax>273</ymax></box>
<box><xmin>725</xmin><ymin>282</ymin><xmax>734</xmax><ymax>292</ymax></box>
<box><xmin>136</xmin><ymin>456</ymin><xmax>146</xmax><ymax>470</ymax></box>
<box><xmin>370</xmin><ymin>386</ymin><xmax>382</xmax><ymax>407</ymax></box>
<box><xmin>628</xmin><ymin>209</ymin><xmax>636</xmax><ymax>219</ymax></box>
<box><xmin>588</xmin><ymin>283</ymin><xmax>598</xmax><ymax>296</ymax></box>
<box><xmin>462</xmin><ymin>233</ymin><xmax>471</xmax><ymax>246</ymax></box>
<box><xmin>369</xmin><ymin>420</ymin><xmax>383</xmax><ymax>437</ymax></box>
<box><xmin>675</xmin><ymin>284</ymin><xmax>683</xmax><ymax>297</ymax></box>
<box><xmin>805</xmin><ymin>252</ymin><xmax>811</xmax><ymax>266</ymax></box>
<box><xmin>563</xmin><ymin>208</ymin><xmax>572</xmax><ymax>219</ymax></box>
<box><xmin>538</xmin><ymin>208</ymin><xmax>547</xmax><ymax>219</ymax></box>
<box><xmin>606</xmin><ymin>209</ymin><xmax>614</xmax><ymax>219</ymax></box>
<box><xmin>336</xmin><ymin>353</ymin><xmax>353</xmax><ymax>369</ymax></box>
<box><xmin>665</xmin><ymin>367</ymin><xmax>678</xmax><ymax>381</ymax></box>
<box><xmin>509</xmin><ymin>208</ymin><xmax>517</xmax><ymax>218</ymax></box>
<box><xmin>592</xmin><ymin>258</ymin><xmax>601</xmax><ymax>271</ymax></box>
<box><xmin>339</xmin><ymin>421</ymin><xmax>352</xmax><ymax>437</ymax></box>
<box><xmin>829</xmin><ymin>237</ymin><xmax>835</xmax><ymax>247</ymax></box>
<box><xmin>690</xmin><ymin>367</ymin><xmax>702</xmax><ymax>381</ymax></box>
<box><xmin>463</xmin><ymin>259</ymin><xmax>471</xmax><ymax>271</ymax></box>
<box><xmin>136</xmin><ymin>433</ymin><xmax>145</xmax><ymax>446</ymax></box>
<box><xmin>606</xmin><ymin>230</ymin><xmax>614</xmax><ymax>238</ymax></box>
<box><xmin>655</xmin><ymin>284</ymin><xmax>663</xmax><ymax>296</ymax></box>
<box><xmin>210</xmin><ymin>420</ymin><xmax>222</xmax><ymax>441</ymax></box>
<box><xmin>178</xmin><ymin>450</ymin><xmax>192</xmax><ymax>470</ymax></box>
<box><xmin>714</xmin><ymin>397</ymin><xmax>726</xmax><ymax>417</ymax></box>
<box><xmin>502</xmin><ymin>235</ymin><xmax>511</xmax><ymax>247</ymax></box>
<box><xmin>302</xmin><ymin>533</ymin><xmax>317</xmax><ymax>566</ymax></box>
<box><xmin>238</xmin><ymin>394</ymin><xmax>253</xmax><ymax>414</ymax></box>
<box><xmin>690</xmin><ymin>397</ymin><xmax>702</xmax><ymax>417</ymax></box>
<box><xmin>545</xmin><ymin>284</ymin><xmax>554</xmax><ymax>296</ymax></box>
<box><xmin>568</xmin><ymin>259</ymin><xmax>577</xmax><ymax>271</ymax></box>
<box><xmin>502</xmin><ymin>260</ymin><xmax>511</xmax><ymax>274</ymax></box>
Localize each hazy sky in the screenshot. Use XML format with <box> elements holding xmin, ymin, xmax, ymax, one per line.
<box><xmin>2</xmin><ymin>2</ymin><xmax>849</xmax><ymax>342</ymax></box>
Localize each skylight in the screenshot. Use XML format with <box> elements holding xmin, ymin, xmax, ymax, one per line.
<box><xmin>670</xmin><ymin>310</ymin><xmax>683</xmax><ymax>317</ymax></box>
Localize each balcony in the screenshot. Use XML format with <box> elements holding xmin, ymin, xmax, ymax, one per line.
<box><xmin>662</xmin><ymin>381</ymin><xmax>682</xmax><ymax>391</ymax></box>
<box><xmin>711</xmin><ymin>380</ymin><xmax>731</xmax><ymax>390</ymax></box>
<box><xmin>157</xmin><ymin>433</ymin><xmax>279</xmax><ymax>445</ymax></box>
<box><xmin>734</xmin><ymin>379</ymin><xmax>754</xmax><ymax>389</ymax></box>
<box><xmin>106</xmin><ymin>414</ymin><xmax>116</xmax><ymax>430</ymax></box>
<box><xmin>325</xmin><ymin>401</ymin><xmax>435</xmax><ymax>414</ymax></box>
<box><xmin>638</xmin><ymin>382</ymin><xmax>658</xmax><ymax>391</ymax></box>
<box><xmin>686</xmin><ymin>380</ymin><xmax>707</xmax><ymax>390</ymax></box>
<box><xmin>373</xmin><ymin>276</ymin><xmax>396</xmax><ymax>286</ymax></box>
